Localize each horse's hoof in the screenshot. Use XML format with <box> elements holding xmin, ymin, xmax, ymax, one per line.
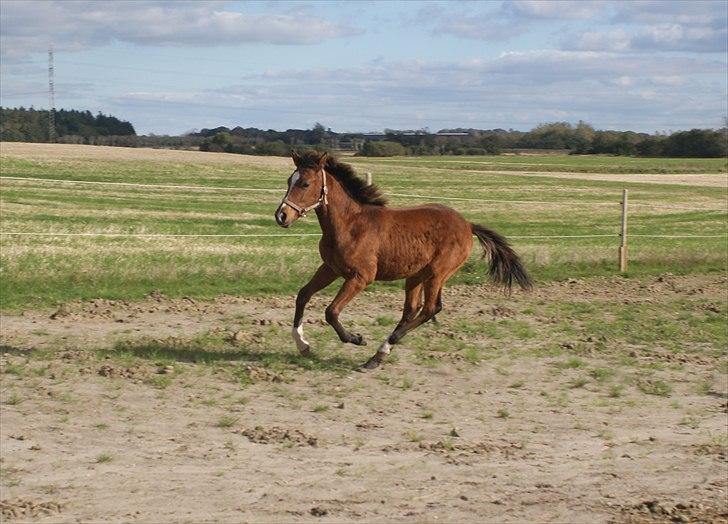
<box><xmin>299</xmin><ymin>346</ymin><xmax>312</xmax><ymax>357</ymax></box>
<box><xmin>350</xmin><ymin>334</ymin><xmax>367</xmax><ymax>346</ymax></box>
<box><xmin>356</xmin><ymin>354</ymin><xmax>383</xmax><ymax>372</ymax></box>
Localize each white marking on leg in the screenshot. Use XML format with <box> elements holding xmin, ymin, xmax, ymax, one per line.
<box><xmin>377</xmin><ymin>339</ymin><xmax>392</xmax><ymax>355</ymax></box>
<box><xmin>292</xmin><ymin>324</ymin><xmax>310</xmax><ymax>352</ymax></box>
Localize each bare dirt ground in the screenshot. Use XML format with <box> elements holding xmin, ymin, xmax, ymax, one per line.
<box><xmin>1</xmin><ymin>275</ymin><xmax>727</xmax><ymax>523</ymax></box>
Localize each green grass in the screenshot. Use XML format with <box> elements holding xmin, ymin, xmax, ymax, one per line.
<box><xmin>637</xmin><ymin>377</ymin><xmax>673</xmax><ymax>397</ymax></box>
<box><xmin>0</xmin><ymin>151</ymin><xmax>725</xmax><ymax>310</ymax></box>
<box><xmin>496</xmin><ymin>408</ymin><xmax>510</xmax><ymax>419</ymax></box>
<box><xmin>94</xmin><ymin>453</ymin><xmax>112</xmax><ymax>464</ymax></box>
<box><xmin>215</xmin><ymin>415</ymin><xmax>238</xmax><ymax>428</ymax></box>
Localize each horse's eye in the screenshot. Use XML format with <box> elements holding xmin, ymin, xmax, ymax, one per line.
<box><xmin>300</xmin><ymin>181</ymin><xmax>310</xmax><ymax>188</ymax></box>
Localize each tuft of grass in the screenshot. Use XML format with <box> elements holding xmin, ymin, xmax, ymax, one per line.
<box><xmin>312</xmin><ymin>404</ymin><xmax>329</xmax><ymax>413</ymax></box>
<box><xmin>146</xmin><ymin>374</ymin><xmax>173</xmax><ymax>389</ymax></box>
<box><xmin>589</xmin><ymin>368</ymin><xmax>616</xmax><ymax>382</ymax></box>
<box><xmin>3</xmin><ymin>363</ymin><xmax>25</xmax><ymax>376</ymax></box>
<box><xmin>637</xmin><ymin>378</ymin><xmax>673</xmax><ymax>397</ymax></box>
<box><xmin>608</xmin><ymin>384</ymin><xmax>625</xmax><ymax>398</ymax></box>
<box><xmin>215</xmin><ymin>415</ymin><xmax>238</xmax><ymax>428</ymax></box>
<box><xmin>95</xmin><ymin>453</ymin><xmax>112</xmax><ymax>464</ymax></box>
<box><xmin>406</xmin><ymin>431</ymin><xmax>423</xmax><ymax>443</ymax></box>
<box><xmin>556</xmin><ymin>357</ymin><xmax>585</xmax><ymax>369</ymax></box>
<box><xmin>5</xmin><ymin>392</ymin><xmax>22</xmax><ymax>405</ymax></box>
<box><xmin>678</xmin><ymin>415</ymin><xmax>700</xmax><ymax>429</ymax></box>
<box><xmin>569</xmin><ymin>377</ymin><xmax>589</xmax><ymax>389</ymax></box>
<box><xmin>375</xmin><ymin>315</ymin><xmax>395</xmax><ymax>326</ymax></box>
<box><xmin>421</xmin><ymin>410</ymin><xmax>433</xmax><ymax>420</ymax></box>
<box><xmin>695</xmin><ymin>379</ymin><xmax>713</xmax><ymax>396</ymax></box>
<box><xmin>463</xmin><ymin>347</ymin><xmax>481</xmax><ymax>364</ymax></box>
<box><xmin>496</xmin><ymin>408</ymin><xmax>510</xmax><ymax>419</ymax></box>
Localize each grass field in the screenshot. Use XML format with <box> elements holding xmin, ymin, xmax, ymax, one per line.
<box><xmin>0</xmin><ymin>143</ymin><xmax>726</xmax><ymax>310</ymax></box>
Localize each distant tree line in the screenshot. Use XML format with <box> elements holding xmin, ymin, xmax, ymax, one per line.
<box><xmin>1</xmin><ymin>107</ymin><xmax>725</xmax><ymax>158</ymax></box>
<box><xmin>193</xmin><ymin>121</ymin><xmax>727</xmax><ymax>158</ymax></box>
<box><xmin>1</xmin><ymin>107</ymin><xmax>135</xmax><ymax>142</ymax></box>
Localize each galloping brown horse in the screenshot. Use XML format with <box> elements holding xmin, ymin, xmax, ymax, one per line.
<box><xmin>275</xmin><ymin>150</ymin><xmax>532</xmax><ymax>370</ymax></box>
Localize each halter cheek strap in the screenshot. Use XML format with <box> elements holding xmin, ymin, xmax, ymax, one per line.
<box><xmin>282</xmin><ymin>169</ymin><xmax>328</xmax><ymax>217</ymax></box>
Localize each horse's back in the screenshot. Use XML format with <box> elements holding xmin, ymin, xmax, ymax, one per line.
<box><xmin>370</xmin><ymin>203</ymin><xmax>473</xmax><ymax>281</ymax></box>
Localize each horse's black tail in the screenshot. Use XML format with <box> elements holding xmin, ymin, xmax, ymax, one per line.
<box><xmin>471</xmin><ymin>223</ymin><xmax>533</xmax><ymax>293</ymax></box>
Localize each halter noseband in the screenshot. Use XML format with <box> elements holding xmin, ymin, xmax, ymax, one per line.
<box><xmin>282</xmin><ymin>168</ymin><xmax>328</xmax><ymax>217</ymax></box>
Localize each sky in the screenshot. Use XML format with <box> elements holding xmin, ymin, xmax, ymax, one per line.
<box><xmin>1</xmin><ymin>0</ymin><xmax>726</xmax><ymax>135</ymax></box>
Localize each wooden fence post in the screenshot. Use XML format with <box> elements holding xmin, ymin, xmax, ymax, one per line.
<box><xmin>365</xmin><ymin>172</ymin><xmax>372</xmax><ymax>186</ymax></box>
<box><xmin>619</xmin><ymin>189</ymin><xmax>628</xmax><ymax>272</ymax></box>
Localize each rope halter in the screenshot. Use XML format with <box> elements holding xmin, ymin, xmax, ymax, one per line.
<box><xmin>281</xmin><ymin>168</ymin><xmax>328</xmax><ymax>217</ymax></box>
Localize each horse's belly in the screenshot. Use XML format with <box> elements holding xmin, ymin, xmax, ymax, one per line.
<box><xmin>375</xmin><ymin>253</ymin><xmax>430</xmax><ymax>281</ymax></box>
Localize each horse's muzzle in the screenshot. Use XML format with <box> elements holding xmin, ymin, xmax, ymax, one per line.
<box><xmin>275</xmin><ymin>204</ymin><xmax>293</xmax><ymax>228</ymax></box>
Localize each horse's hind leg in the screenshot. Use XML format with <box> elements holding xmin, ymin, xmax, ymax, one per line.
<box><xmin>395</xmin><ymin>278</ymin><xmax>423</xmax><ymax>331</ymax></box>
<box><xmin>430</xmin><ymin>290</ymin><xmax>443</xmax><ymax>324</ymax></box>
<box><xmin>361</xmin><ymin>277</ymin><xmax>444</xmax><ymax>370</ymax></box>
<box><xmin>292</xmin><ymin>264</ymin><xmax>337</xmax><ymax>354</ymax></box>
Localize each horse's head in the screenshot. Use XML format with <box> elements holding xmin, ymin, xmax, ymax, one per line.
<box><xmin>275</xmin><ymin>150</ymin><xmax>328</xmax><ymax>228</ymax></box>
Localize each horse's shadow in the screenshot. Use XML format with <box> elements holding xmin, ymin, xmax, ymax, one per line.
<box><xmin>110</xmin><ymin>339</ymin><xmax>360</xmax><ymax>373</ymax></box>
<box><xmin>0</xmin><ymin>344</ymin><xmax>31</xmax><ymax>356</ymax></box>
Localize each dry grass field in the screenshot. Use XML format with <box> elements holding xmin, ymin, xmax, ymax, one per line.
<box><xmin>0</xmin><ymin>143</ymin><xmax>726</xmax><ymax>522</ymax></box>
<box><xmin>1</xmin><ymin>142</ymin><xmax>725</xmax><ymax>310</ymax></box>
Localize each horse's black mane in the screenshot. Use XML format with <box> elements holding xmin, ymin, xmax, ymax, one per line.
<box><xmin>296</xmin><ymin>151</ymin><xmax>388</xmax><ymax>207</ymax></box>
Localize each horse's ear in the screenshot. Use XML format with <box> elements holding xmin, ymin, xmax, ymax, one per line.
<box><xmin>291</xmin><ymin>150</ymin><xmax>302</xmax><ymax>166</ymax></box>
<box><xmin>316</xmin><ymin>151</ymin><xmax>328</xmax><ymax>167</ymax></box>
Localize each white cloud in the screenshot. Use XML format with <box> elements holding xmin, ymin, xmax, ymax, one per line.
<box><xmin>507</xmin><ymin>1</ymin><xmax>610</xmax><ymax>20</ymax></box>
<box><xmin>566</xmin><ymin>23</ymin><xmax>727</xmax><ymax>53</ymax></box>
<box><xmin>107</xmin><ymin>51</ymin><xmax>724</xmax><ymax>133</ymax></box>
<box><xmin>0</xmin><ymin>0</ymin><xmax>362</xmax><ymax>60</ymax></box>
<box><xmin>563</xmin><ymin>0</ymin><xmax>727</xmax><ymax>53</ymax></box>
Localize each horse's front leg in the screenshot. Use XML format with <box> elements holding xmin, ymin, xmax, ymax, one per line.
<box><xmin>293</xmin><ymin>264</ymin><xmax>337</xmax><ymax>355</ymax></box>
<box><xmin>325</xmin><ymin>275</ymin><xmax>369</xmax><ymax>346</ymax></box>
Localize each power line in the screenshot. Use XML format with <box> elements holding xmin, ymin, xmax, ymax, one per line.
<box><xmin>48</xmin><ymin>46</ymin><xmax>55</xmax><ymax>143</ymax></box>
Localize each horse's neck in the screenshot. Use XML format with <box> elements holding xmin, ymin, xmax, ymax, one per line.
<box><xmin>315</xmin><ymin>178</ymin><xmax>360</xmax><ymax>240</ymax></box>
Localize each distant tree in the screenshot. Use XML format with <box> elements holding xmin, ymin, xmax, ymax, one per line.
<box><xmin>359</xmin><ymin>140</ymin><xmax>406</xmax><ymax>157</ymax></box>
<box><xmin>480</xmin><ymin>134</ymin><xmax>502</xmax><ymax>154</ymax></box>
<box><xmin>309</xmin><ymin>122</ymin><xmax>327</xmax><ymax>145</ymax></box>
<box><xmin>635</xmin><ymin>136</ymin><xmax>668</xmax><ymax>157</ymax></box>
<box><xmin>0</xmin><ymin>107</ymin><xmax>135</xmax><ymax>142</ymax></box>
<box><xmin>255</xmin><ymin>140</ymin><xmax>289</xmax><ymax>156</ymax></box>
<box><xmin>664</xmin><ymin>129</ymin><xmax>727</xmax><ymax>157</ymax></box>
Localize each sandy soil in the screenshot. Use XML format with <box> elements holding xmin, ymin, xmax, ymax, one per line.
<box><xmin>1</xmin><ymin>275</ymin><xmax>727</xmax><ymax>523</ymax></box>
